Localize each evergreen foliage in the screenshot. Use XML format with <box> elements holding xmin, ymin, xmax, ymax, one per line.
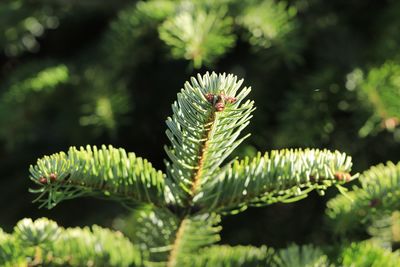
<box><xmin>159</xmin><ymin>2</ymin><xmax>235</xmax><ymax>68</ymax></box>
<box><xmin>196</xmin><ymin>148</ymin><xmax>353</xmax><ymax>213</ymax></box>
<box><xmin>29</xmin><ymin>145</ymin><xmax>165</xmax><ymax>209</ymax></box>
<box><xmin>0</xmin><ymin>218</ymin><xmax>140</xmax><ymax>267</ymax></box>
<box><xmin>340</xmin><ymin>242</ymin><xmax>400</xmax><ymax>267</ymax></box>
<box><xmin>103</xmin><ymin>0</ymin><xmax>299</xmax><ymax>69</ymax></box>
<box><xmin>1</xmin><ymin>0</ymin><xmax>400</xmax><ymax>266</ymax></box>
<box><xmin>346</xmin><ymin>62</ymin><xmax>400</xmax><ymax>137</ymax></box>
<box><xmin>274</xmin><ymin>244</ymin><xmax>329</xmax><ymax>267</ymax></box>
<box><xmin>327</xmin><ymin>161</ymin><xmax>400</xmax><ymax>237</ymax></box>
<box><xmin>188</xmin><ymin>245</ymin><xmax>274</xmax><ymax>267</ymax></box>
<box><xmin>22</xmin><ymin>72</ymin><xmax>358</xmax><ymax>266</ymax></box>
<box><xmin>237</xmin><ymin>0</ymin><xmax>296</xmax><ymax>49</ymax></box>
<box><xmin>326</xmin><ymin>161</ymin><xmax>400</xmax><ymax>265</ymax></box>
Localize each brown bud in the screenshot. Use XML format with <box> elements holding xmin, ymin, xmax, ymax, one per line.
<box><xmin>204</xmin><ymin>93</ymin><xmax>215</xmax><ymax>103</ymax></box>
<box><xmin>215</xmin><ymin>102</ymin><xmax>225</xmax><ymax>111</ymax></box>
<box><xmin>49</xmin><ymin>173</ymin><xmax>57</xmax><ymax>182</ymax></box>
<box><xmin>225</xmin><ymin>96</ymin><xmax>237</xmax><ymax>104</ymax></box>
<box><xmin>334</xmin><ymin>172</ymin><xmax>351</xmax><ymax>182</ymax></box>
<box><xmin>382</xmin><ymin>117</ymin><xmax>399</xmax><ymax>130</ymax></box>
<box><xmin>39</xmin><ymin>177</ymin><xmax>48</xmax><ymax>184</ymax></box>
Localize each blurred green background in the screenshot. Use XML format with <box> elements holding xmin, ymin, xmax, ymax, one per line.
<box><xmin>0</xmin><ymin>0</ymin><xmax>399</xmax><ymax>249</ymax></box>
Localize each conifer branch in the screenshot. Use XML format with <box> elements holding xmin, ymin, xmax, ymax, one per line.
<box><xmin>0</xmin><ymin>218</ymin><xmax>140</xmax><ymax>267</ymax></box>
<box><xmin>341</xmin><ymin>241</ymin><xmax>400</xmax><ymax>267</ymax></box>
<box><xmin>29</xmin><ymin>145</ymin><xmax>166</xmax><ymax>209</ymax></box>
<box><xmin>159</xmin><ymin>2</ymin><xmax>235</xmax><ymax>67</ymax></box>
<box><xmin>237</xmin><ymin>0</ymin><xmax>297</xmax><ymax>49</ymax></box>
<box><xmin>164</xmin><ymin>72</ymin><xmax>254</xmax><ymax>205</ymax></box>
<box><xmin>275</xmin><ymin>244</ymin><xmax>330</xmax><ymax>267</ymax></box>
<box><xmin>326</xmin><ymin>161</ymin><xmax>400</xmax><ymax>235</ymax></box>
<box><xmin>195</xmin><ymin>148</ymin><xmax>354</xmax><ymax>213</ymax></box>
<box><xmin>116</xmin><ymin>207</ymin><xmax>221</xmax><ymax>267</ymax></box>
<box><xmin>25</xmin><ymin>72</ymin><xmax>359</xmax><ymax>266</ymax></box>
<box><xmin>360</xmin><ymin>62</ymin><xmax>400</xmax><ymax>122</ymax></box>
<box><xmin>165</xmin><ymin>213</ymin><xmax>221</xmax><ymax>267</ymax></box>
<box><xmin>367</xmin><ymin>211</ymin><xmax>400</xmax><ymax>248</ymax></box>
<box><xmin>188</xmin><ymin>245</ymin><xmax>275</xmax><ymax>267</ymax></box>
<box><xmin>115</xmin><ymin>206</ymin><xmax>178</xmax><ymax>264</ymax></box>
